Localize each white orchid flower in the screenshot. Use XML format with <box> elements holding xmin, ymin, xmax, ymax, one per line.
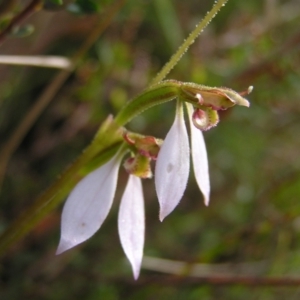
<box><xmin>155</xmin><ymin>101</ymin><xmax>210</xmax><ymax>221</ymax></box>
<box><xmin>56</xmin><ymin>82</ymin><xmax>250</xmax><ymax>280</ymax></box>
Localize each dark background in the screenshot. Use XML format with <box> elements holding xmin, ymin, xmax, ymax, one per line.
<box><xmin>1</xmin><ymin>0</ymin><xmax>300</xmax><ymax>298</ymax></box>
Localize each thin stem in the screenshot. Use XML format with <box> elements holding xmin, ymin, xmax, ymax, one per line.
<box><xmin>150</xmin><ymin>0</ymin><xmax>229</xmax><ymax>85</ymax></box>
<box><xmin>0</xmin><ymin>55</ymin><xmax>72</xmax><ymax>69</ymax></box>
<box><xmin>115</xmin><ymin>81</ymin><xmax>180</xmax><ymax>126</ymax></box>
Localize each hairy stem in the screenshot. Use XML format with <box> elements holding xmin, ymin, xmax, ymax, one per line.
<box><xmin>150</xmin><ymin>0</ymin><xmax>228</xmax><ymax>85</ymax></box>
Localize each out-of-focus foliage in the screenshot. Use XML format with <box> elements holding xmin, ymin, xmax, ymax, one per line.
<box><xmin>1</xmin><ymin>0</ymin><xmax>300</xmax><ymax>299</ymax></box>
<box><xmin>45</xmin><ymin>0</ymin><xmax>63</xmax><ymax>7</ymax></box>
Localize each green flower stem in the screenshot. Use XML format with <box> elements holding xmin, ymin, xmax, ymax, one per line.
<box><xmin>150</xmin><ymin>0</ymin><xmax>229</xmax><ymax>85</ymax></box>
<box><xmin>115</xmin><ymin>81</ymin><xmax>180</xmax><ymax>126</ymax></box>
<box><xmin>114</xmin><ymin>79</ymin><xmax>219</xmax><ymax>127</ymax></box>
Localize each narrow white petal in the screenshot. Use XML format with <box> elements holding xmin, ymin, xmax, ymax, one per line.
<box><xmin>56</xmin><ymin>156</ymin><xmax>121</xmax><ymax>254</ymax></box>
<box><xmin>187</xmin><ymin>103</ymin><xmax>210</xmax><ymax>205</ymax></box>
<box><xmin>118</xmin><ymin>175</ymin><xmax>145</xmax><ymax>280</ymax></box>
<box><xmin>155</xmin><ymin>103</ymin><xmax>190</xmax><ymax>221</ymax></box>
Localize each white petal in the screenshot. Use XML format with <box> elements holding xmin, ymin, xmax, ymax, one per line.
<box><xmin>187</xmin><ymin>103</ymin><xmax>210</xmax><ymax>205</ymax></box>
<box><xmin>56</xmin><ymin>156</ymin><xmax>121</xmax><ymax>254</ymax></box>
<box><xmin>118</xmin><ymin>175</ymin><xmax>145</xmax><ymax>280</ymax></box>
<box><xmin>155</xmin><ymin>102</ymin><xmax>190</xmax><ymax>221</ymax></box>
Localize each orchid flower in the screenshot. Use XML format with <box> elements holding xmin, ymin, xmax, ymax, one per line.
<box><xmin>155</xmin><ymin>101</ymin><xmax>210</xmax><ymax>221</ymax></box>
<box><xmin>154</xmin><ymin>82</ymin><xmax>251</xmax><ymax>220</ymax></box>
<box><xmin>56</xmin><ymin>83</ymin><xmax>250</xmax><ymax>279</ymax></box>
<box><xmin>56</xmin><ymin>152</ymin><xmax>145</xmax><ymax>280</ymax></box>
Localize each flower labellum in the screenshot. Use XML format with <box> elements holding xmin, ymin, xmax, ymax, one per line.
<box><xmin>155</xmin><ymin>101</ymin><xmax>190</xmax><ymax>221</ymax></box>
<box><xmin>192</xmin><ymin>107</ymin><xmax>219</xmax><ymax>131</ymax></box>
<box><xmin>118</xmin><ymin>175</ymin><xmax>145</xmax><ymax>280</ymax></box>
<box><xmin>56</xmin><ymin>155</ymin><xmax>121</xmax><ymax>255</ymax></box>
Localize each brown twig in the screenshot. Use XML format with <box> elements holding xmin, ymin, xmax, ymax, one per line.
<box><xmin>0</xmin><ymin>0</ymin><xmax>43</xmax><ymax>45</ymax></box>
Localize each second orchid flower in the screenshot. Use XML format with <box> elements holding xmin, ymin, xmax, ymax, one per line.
<box><xmin>155</xmin><ymin>101</ymin><xmax>210</xmax><ymax>221</ymax></box>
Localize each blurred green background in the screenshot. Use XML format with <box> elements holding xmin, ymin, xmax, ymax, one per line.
<box><xmin>1</xmin><ymin>0</ymin><xmax>300</xmax><ymax>299</ymax></box>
